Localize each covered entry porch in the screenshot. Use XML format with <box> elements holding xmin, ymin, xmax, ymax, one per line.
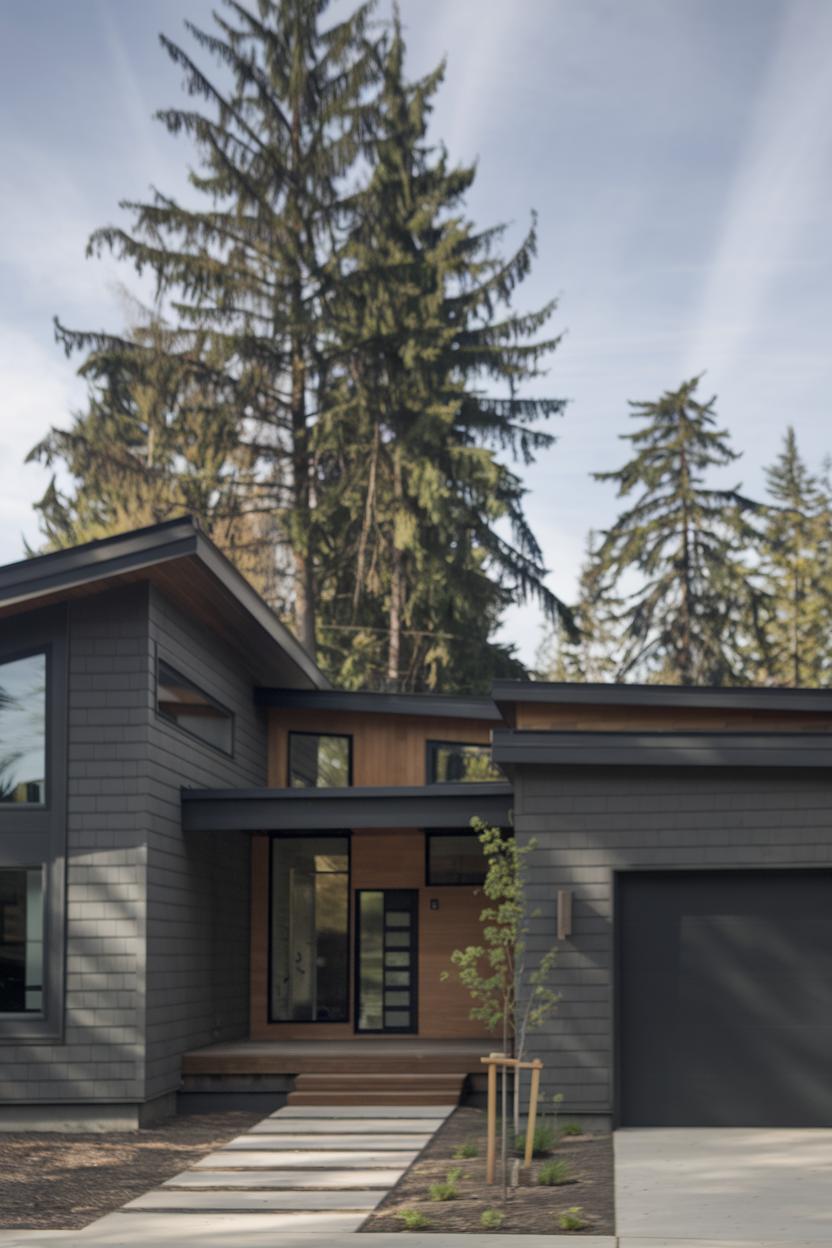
<box><xmin>181</xmin><ymin>782</ymin><xmax>510</xmax><ymax>1103</ymax></box>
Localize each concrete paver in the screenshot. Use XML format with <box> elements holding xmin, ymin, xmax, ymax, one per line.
<box><xmin>194</xmin><ymin>1147</ymin><xmax>418</xmax><ymax>1167</ymax></box>
<box><xmin>123</xmin><ymin>1190</ymin><xmax>378</xmax><ymax>1211</ymax></box>
<box><xmin>222</xmin><ymin>1131</ymin><xmax>428</xmax><ymax>1150</ymax></box>
<box><xmin>249</xmin><ymin>1117</ymin><xmax>441</xmax><ymax>1134</ymax></box>
<box><xmin>162</xmin><ymin>1167</ymin><xmax>402</xmax><ymax>1189</ymax></box>
<box><xmin>615</xmin><ymin>1128</ymin><xmax>832</xmax><ymax>1244</ymax></box>
<box><xmin>271</xmin><ymin>1105</ymin><xmax>453</xmax><ymax>1119</ymax></box>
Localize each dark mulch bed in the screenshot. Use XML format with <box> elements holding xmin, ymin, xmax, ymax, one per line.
<box><xmin>0</xmin><ymin>1111</ymin><xmax>260</xmax><ymax>1230</ymax></box>
<box><xmin>361</xmin><ymin>1106</ymin><xmax>614</xmax><ymax>1235</ymax></box>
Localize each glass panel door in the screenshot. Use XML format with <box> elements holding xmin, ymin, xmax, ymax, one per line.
<box><xmin>356</xmin><ymin>889</ymin><xmax>418</xmax><ymax>1033</ymax></box>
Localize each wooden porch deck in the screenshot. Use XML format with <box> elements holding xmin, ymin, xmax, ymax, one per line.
<box><xmin>182</xmin><ymin>1037</ymin><xmax>492</xmax><ymax>1077</ymax></box>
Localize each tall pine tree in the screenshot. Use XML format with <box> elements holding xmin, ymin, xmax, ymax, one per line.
<box><xmin>757</xmin><ymin>427</ymin><xmax>831</xmax><ymax>686</ymax></box>
<box><xmin>592</xmin><ymin>376</ymin><xmax>760</xmax><ymax>685</ymax></box>
<box><xmin>535</xmin><ymin>533</ymin><xmax>620</xmax><ymax>682</ymax></box>
<box><xmin>318</xmin><ymin>15</ymin><xmax>569</xmax><ymax>691</ymax></box>
<box><xmin>29</xmin><ymin>302</ymin><xmax>286</xmax><ymax>605</ymax></box>
<box><xmin>39</xmin><ymin>0</ymin><xmax>382</xmax><ymax>656</ymax></box>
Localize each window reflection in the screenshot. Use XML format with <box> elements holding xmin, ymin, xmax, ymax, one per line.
<box><xmin>270</xmin><ymin>837</ymin><xmax>349</xmax><ymax>1022</ymax></box>
<box><xmin>0</xmin><ymin>869</ymin><xmax>44</xmax><ymax>1014</ymax></box>
<box><xmin>0</xmin><ymin>653</ymin><xmax>46</xmax><ymax>805</ymax></box>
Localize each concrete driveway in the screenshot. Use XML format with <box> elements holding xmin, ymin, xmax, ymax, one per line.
<box><xmin>615</xmin><ymin>1128</ymin><xmax>832</xmax><ymax>1247</ymax></box>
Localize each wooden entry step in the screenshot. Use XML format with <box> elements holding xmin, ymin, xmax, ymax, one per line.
<box><xmin>288</xmin><ymin>1072</ymin><xmax>465</xmax><ymax>1107</ymax></box>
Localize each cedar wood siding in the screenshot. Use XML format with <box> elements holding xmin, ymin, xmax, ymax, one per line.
<box><xmin>513</xmin><ymin>764</ymin><xmax>832</xmax><ymax>1122</ymax></box>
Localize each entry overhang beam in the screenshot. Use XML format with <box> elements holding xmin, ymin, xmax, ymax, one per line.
<box><xmin>181</xmin><ymin>782</ymin><xmax>514</xmax><ymax>832</ymax></box>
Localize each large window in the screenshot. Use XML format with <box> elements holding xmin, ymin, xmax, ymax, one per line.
<box><xmin>288</xmin><ymin>733</ymin><xmax>352</xmax><ymax>788</ymax></box>
<box><xmin>0</xmin><ymin>868</ymin><xmax>43</xmax><ymax>1014</ymax></box>
<box><xmin>426</xmin><ymin>831</ymin><xmax>488</xmax><ymax>886</ymax></box>
<box><xmin>270</xmin><ymin>836</ymin><xmax>349</xmax><ymax>1022</ymax></box>
<box><xmin>0</xmin><ymin>652</ymin><xmax>46</xmax><ymax>805</ymax></box>
<box><xmin>157</xmin><ymin>660</ymin><xmax>233</xmax><ymax>754</ymax></box>
<box><xmin>426</xmin><ymin>740</ymin><xmax>502</xmax><ymax>785</ymax></box>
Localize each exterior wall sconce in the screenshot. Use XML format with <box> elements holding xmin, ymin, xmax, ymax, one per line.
<box><xmin>557</xmin><ymin>889</ymin><xmax>573</xmax><ymax>941</ymax></box>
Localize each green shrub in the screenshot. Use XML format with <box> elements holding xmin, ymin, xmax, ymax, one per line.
<box><xmin>558</xmin><ymin>1205</ymin><xmax>587</xmax><ymax>1231</ymax></box>
<box><xmin>561</xmin><ymin>1121</ymin><xmax>583</xmax><ymax>1137</ymax></box>
<box><xmin>452</xmin><ymin>1139</ymin><xmax>478</xmax><ymax>1159</ymax></box>
<box><xmin>515</xmin><ymin>1119</ymin><xmax>559</xmax><ymax>1156</ymax></box>
<box><xmin>428</xmin><ymin>1168</ymin><xmax>462</xmax><ymax>1201</ymax></box>
<box><xmin>537</xmin><ymin>1158</ymin><xmax>571</xmax><ymax>1186</ymax></box>
<box><xmin>480</xmin><ymin>1208</ymin><xmax>505</xmax><ymax>1230</ymax></box>
<box><xmin>396</xmin><ymin>1209</ymin><xmax>431</xmax><ymax>1231</ymax></box>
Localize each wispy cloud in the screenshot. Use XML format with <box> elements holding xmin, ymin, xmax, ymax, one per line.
<box><xmin>684</xmin><ymin>0</ymin><xmax>832</xmax><ymax>378</ymax></box>
<box><xmin>0</xmin><ymin>327</ymin><xmax>85</xmax><ymax>562</ymax></box>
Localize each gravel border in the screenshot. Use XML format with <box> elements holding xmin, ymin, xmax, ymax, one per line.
<box><xmin>0</xmin><ymin>1111</ymin><xmax>261</xmax><ymax>1230</ymax></box>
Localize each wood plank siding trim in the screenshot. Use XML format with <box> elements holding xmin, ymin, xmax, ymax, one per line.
<box><xmin>493</xmin><ymin>729</ymin><xmax>832</xmax><ymax>769</ymax></box>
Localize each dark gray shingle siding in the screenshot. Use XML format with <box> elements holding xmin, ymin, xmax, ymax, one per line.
<box><xmin>144</xmin><ymin>585</ymin><xmax>267</xmax><ymax>1101</ymax></box>
<box><xmin>514</xmin><ymin>766</ymin><xmax>832</xmax><ymax>1118</ymax></box>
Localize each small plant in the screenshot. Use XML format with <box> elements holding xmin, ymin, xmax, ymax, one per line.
<box><xmin>480</xmin><ymin>1208</ymin><xmax>505</xmax><ymax>1230</ymax></box>
<box><xmin>537</xmin><ymin>1158</ymin><xmax>571</xmax><ymax>1186</ymax></box>
<box><xmin>397</xmin><ymin>1209</ymin><xmax>431</xmax><ymax>1231</ymax></box>
<box><xmin>452</xmin><ymin>1139</ymin><xmax>478</xmax><ymax>1159</ymax></box>
<box><xmin>515</xmin><ymin>1118</ymin><xmax>559</xmax><ymax>1156</ymax></box>
<box><xmin>558</xmin><ymin>1205</ymin><xmax>587</xmax><ymax>1231</ymax></box>
<box><xmin>561</xmin><ymin>1121</ymin><xmax>583</xmax><ymax>1137</ymax></box>
<box><xmin>428</xmin><ymin>1168</ymin><xmax>462</xmax><ymax>1201</ymax></box>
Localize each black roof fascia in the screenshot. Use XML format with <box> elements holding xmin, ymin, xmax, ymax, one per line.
<box><xmin>255</xmin><ymin>687</ymin><xmax>501</xmax><ymax>721</ymax></box>
<box><xmin>181</xmin><ymin>782</ymin><xmax>514</xmax><ymax>832</ymax></box>
<box><xmin>490</xmin><ymin>680</ymin><xmax>832</xmax><ymax>714</ymax></box>
<box><xmin>0</xmin><ymin>517</ymin><xmax>328</xmax><ymax>691</ymax></box>
<box><xmin>492</xmin><ymin>729</ymin><xmax>832</xmax><ymax>770</ymax></box>
<box><xmin>191</xmin><ymin>532</ymin><xmax>327</xmax><ymax>690</ymax></box>
<box><xmin>0</xmin><ymin>516</ymin><xmax>198</xmax><ymax>605</ymax></box>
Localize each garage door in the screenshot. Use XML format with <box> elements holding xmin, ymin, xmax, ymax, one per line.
<box><xmin>617</xmin><ymin>870</ymin><xmax>832</xmax><ymax>1127</ymax></box>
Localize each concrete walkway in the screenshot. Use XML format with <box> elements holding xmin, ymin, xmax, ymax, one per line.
<box><xmin>615</xmin><ymin>1127</ymin><xmax>832</xmax><ymax>1247</ymax></box>
<box><xmin>0</xmin><ymin>1104</ymin><xmax>446</xmax><ymax>1246</ymax></box>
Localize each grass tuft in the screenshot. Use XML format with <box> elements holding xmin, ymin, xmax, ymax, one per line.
<box><xmin>396</xmin><ymin>1209</ymin><xmax>431</xmax><ymax>1231</ymax></box>
<box><xmin>537</xmin><ymin>1158</ymin><xmax>571</xmax><ymax>1186</ymax></box>
<box><xmin>558</xmin><ymin>1205</ymin><xmax>588</xmax><ymax>1231</ymax></box>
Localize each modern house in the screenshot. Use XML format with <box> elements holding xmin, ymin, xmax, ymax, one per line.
<box><xmin>1</xmin><ymin>517</ymin><xmax>831</xmax><ymax>1131</ymax></box>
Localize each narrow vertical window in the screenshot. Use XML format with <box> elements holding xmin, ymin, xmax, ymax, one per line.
<box><xmin>270</xmin><ymin>837</ymin><xmax>349</xmax><ymax>1022</ymax></box>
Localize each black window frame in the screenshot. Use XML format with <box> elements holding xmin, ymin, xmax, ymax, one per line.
<box><xmin>425</xmin><ymin>739</ymin><xmax>502</xmax><ymax>785</ymax></box>
<box><xmin>156</xmin><ymin>655</ymin><xmax>234</xmax><ymax>758</ymax></box>
<box><xmin>287</xmin><ymin>731</ymin><xmax>353</xmax><ymax>789</ymax></box>
<box><xmin>0</xmin><ymin>647</ymin><xmax>48</xmax><ymax>808</ymax></box>
<box><xmin>425</xmin><ymin>829</ymin><xmax>489</xmax><ymax>887</ymax></box>
<box><xmin>267</xmin><ymin>831</ymin><xmax>352</xmax><ymax>1025</ymax></box>
<box><xmin>0</xmin><ymin>607</ymin><xmax>67</xmax><ymax>1044</ymax></box>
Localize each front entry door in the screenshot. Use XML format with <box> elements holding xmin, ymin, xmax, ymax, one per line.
<box><xmin>356</xmin><ymin>890</ymin><xmax>418</xmax><ymax>1033</ymax></box>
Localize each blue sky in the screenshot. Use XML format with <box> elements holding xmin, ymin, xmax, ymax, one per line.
<box><xmin>2</xmin><ymin>0</ymin><xmax>832</xmax><ymax>664</ymax></box>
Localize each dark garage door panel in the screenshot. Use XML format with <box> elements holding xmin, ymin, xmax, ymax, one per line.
<box><xmin>617</xmin><ymin>870</ymin><xmax>832</xmax><ymax>1127</ymax></box>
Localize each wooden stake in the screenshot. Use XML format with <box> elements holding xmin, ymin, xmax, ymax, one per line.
<box><xmin>524</xmin><ymin>1061</ymin><xmax>542</xmax><ymax>1168</ymax></box>
<box><xmin>486</xmin><ymin>1059</ymin><xmax>497</xmax><ymax>1185</ymax></box>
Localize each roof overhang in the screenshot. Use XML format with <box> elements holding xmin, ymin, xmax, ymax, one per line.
<box><xmin>493</xmin><ymin>729</ymin><xmax>832</xmax><ymax>771</ymax></box>
<box><xmin>181</xmin><ymin>782</ymin><xmax>514</xmax><ymax>832</ymax></box>
<box><xmin>255</xmin><ymin>687</ymin><xmax>501</xmax><ymax>720</ymax></box>
<box><xmin>492</xmin><ymin>679</ymin><xmax>832</xmax><ymax>717</ymax></box>
<box><xmin>0</xmin><ymin>517</ymin><xmax>327</xmax><ymax>690</ymax></box>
